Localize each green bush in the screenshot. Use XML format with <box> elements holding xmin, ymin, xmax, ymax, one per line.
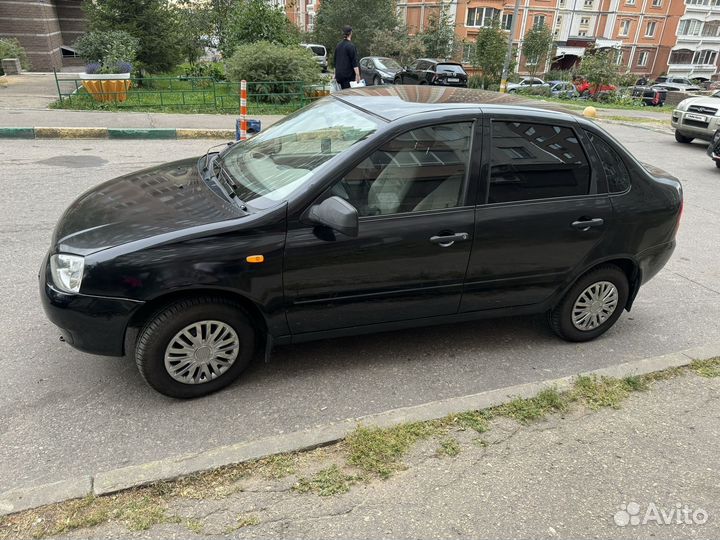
<box><xmin>516</xmin><ymin>86</ymin><xmax>551</xmax><ymax>97</ymax></box>
<box><xmin>544</xmin><ymin>69</ymin><xmax>573</xmax><ymax>82</ymax></box>
<box><xmin>0</xmin><ymin>38</ymin><xmax>30</xmax><ymax>74</ymax></box>
<box><xmin>225</xmin><ymin>41</ymin><xmax>320</xmax><ymax>102</ymax></box>
<box><xmin>467</xmin><ymin>75</ymin><xmax>483</xmax><ymax>89</ymax></box>
<box><xmin>73</xmin><ymin>30</ymin><xmax>139</xmax><ymax>73</ymax></box>
<box><xmin>182</xmin><ymin>61</ymin><xmax>226</xmax><ymax>81</ymax></box>
<box><xmin>616</xmin><ymin>72</ymin><xmax>639</xmax><ymax>88</ymax></box>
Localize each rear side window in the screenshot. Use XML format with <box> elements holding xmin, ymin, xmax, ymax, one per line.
<box><xmin>585</xmin><ymin>131</ymin><xmax>631</xmax><ymax>193</ymax></box>
<box><xmin>310</xmin><ymin>46</ymin><xmax>326</xmax><ymax>56</ymax></box>
<box><xmin>489</xmin><ymin>121</ymin><xmax>592</xmax><ymax>203</ymax></box>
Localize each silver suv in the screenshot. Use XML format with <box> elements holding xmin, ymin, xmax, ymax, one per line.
<box><xmin>301</xmin><ymin>43</ymin><xmax>327</xmax><ymax>72</ymax></box>
<box><xmin>671</xmin><ymin>91</ymin><xmax>720</xmax><ymax>143</ymax></box>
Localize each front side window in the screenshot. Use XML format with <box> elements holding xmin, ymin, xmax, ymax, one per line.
<box><xmin>333</xmin><ymin>123</ymin><xmax>473</xmax><ymax>217</ymax></box>
<box><xmin>489</xmin><ymin>121</ymin><xmax>592</xmax><ymax>204</ymax></box>
<box><xmin>220</xmin><ymin>100</ymin><xmax>380</xmax><ymax>210</ymax></box>
<box><xmin>586</xmin><ymin>131</ymin><xmax>630</xmax><ymax>193</ymax></box>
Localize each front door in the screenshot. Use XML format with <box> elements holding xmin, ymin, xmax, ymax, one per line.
<box><xmin>284</xmin><ymin>121</ymin><xmax>478</xmax><ymax>334</ymax></box>
<box><xmin>461</xmin><ymin>116</ymin><xmax>612</xmax><ymax>312</ymax></box>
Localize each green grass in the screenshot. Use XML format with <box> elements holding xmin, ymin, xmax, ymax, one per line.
<box><xmin>494</xmin><ymin>387</ymin><xmax>570</xmax><ymax>423</ymax></box>
<box><xmin>518</xmin><ymin>93</ymin><xmax>672</xmax><ymax>112</ymax></box>
<box><xmin>691</xmin><ymin>357</ymin><xmax>720</xmax><ymax>378</ymax></box>
<box><xmin>448</xmin><ymin>411</ymin><xmax>491</xmax><ymax>433</ymax></box>
<box><xmin>345</xmin><ymin>422</ymin><xmax>440</xmax><ymax>478</ymax></box>
<box><xmin>437</xmin><ymin>437</ymin><xmax>461</xmax><ymax>457</ymax></box>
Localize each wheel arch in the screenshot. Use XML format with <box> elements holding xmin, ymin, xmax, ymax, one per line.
<box><xmin>125</xmin><ymin>288</ymin><xmax>269</xmax><ymax>353</ymax></box>
<box><xmin>558</xmin><ymin>257</ymin><xmax>641</xmax><ymax>312</ymax></box>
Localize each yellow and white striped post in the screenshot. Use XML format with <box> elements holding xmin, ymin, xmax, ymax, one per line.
<box><xmin>240</xmin><ymin>80</ymin><xmax>248</xmax><ymax>141</ymax></box>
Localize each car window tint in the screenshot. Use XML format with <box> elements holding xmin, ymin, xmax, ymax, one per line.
<box><xmin>332</xmin><ymin>123</ymin><xmax>473</xmax><ymax>217</ymax></box>
<box><xmin>416</xmin><ymin>60</ymin><xmax>431</xmax><ymax>70</ymax></box>
<box><xmin>437</xmin><ymin>63</ymin><xmax>466</xmax><ymax>75</ymax></box>
<box><xmin>489</xmin><ymin>121</ymin><xmax>591</xmax><ymax>203</ymax></box>
<box><xmin>585</xmin><ymin>131</ymin><xmax>631</xmax><ymax>193</ymax></box>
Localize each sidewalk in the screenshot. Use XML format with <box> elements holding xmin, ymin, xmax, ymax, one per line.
<box><xmin>1</xmin><ymin>360</ymin><xmax>718</xmax><ymax>539</ymax></box>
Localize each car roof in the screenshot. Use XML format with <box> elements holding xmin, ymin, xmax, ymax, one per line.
<box><xmin>332</xmin><ymin>86</ymin><xmax>579</xmax><ymax>121</ymax></box>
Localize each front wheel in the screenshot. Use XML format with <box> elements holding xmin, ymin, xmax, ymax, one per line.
<box><xmin>394</xmin><ymin>77</ymin><xmax>402</xmax><ymax>85</ymax></box>
<box><xmin>135</xmin><ymin>296</ymin><xmax>256</xmax><ymax>398</ymax></box>
<box><xmin>714</xmin><ymin>159</ymin><xmax>720</xmax><ymax>168</ymax></box>
<box><xmin>373</xmin><ymin>75</ymin><xmax>381</xmax><ymax>86</ymax></box>
<box><xmin>675</xmin><ymin>130</ymin><xmax>694</xmax><ymax>143</ymax></box>
<box><xmin>549</xmin><ymin>265</ymin><xmax>629</xmax><ymax>342</ymax></box>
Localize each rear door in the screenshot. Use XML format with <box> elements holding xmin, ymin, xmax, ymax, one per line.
<box><xmin>460</xmin><ymin>112</ymin><xmax>612</xmax><ymax>312</ymax></box>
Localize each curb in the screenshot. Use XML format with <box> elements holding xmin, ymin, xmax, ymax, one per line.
<box><xmin>0</xmin><ymin>127</ymin><xmax>235</xmax><ymax>140</ymax></box>
<box><xmin>2</xmin><ymin>342</ymin><xmax>719</xmax><ymax>516</ymax></box>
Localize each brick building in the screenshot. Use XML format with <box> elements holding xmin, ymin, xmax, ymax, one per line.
<box><xmin>0</xmin><ymin>0</ymin><xmax>85</xmax><ymax>71</ymax></box>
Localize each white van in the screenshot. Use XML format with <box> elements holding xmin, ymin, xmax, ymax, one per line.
<box><xmin>301</xmin><ymin>43</ymin><xmax>328</xmax><ymax>72</ymax></box>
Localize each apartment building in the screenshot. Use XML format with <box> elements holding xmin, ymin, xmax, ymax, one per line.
<box><xmin>0</xmin><ymin>0</ymin><xmax>85</xmax><ymax>71</ymax></box>
<box><xmin>667</xmin><ymin>0</ymin><xmax>720</xmax><ymax>79</ymax></box>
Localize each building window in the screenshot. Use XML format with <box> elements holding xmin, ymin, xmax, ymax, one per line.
<box><xmin>578</xmin><ymin>30</ymin><xmax>588</xmax><ymax>36</ymax></box>
<box><xmin>693</xmin><ymin>49</ymin><xmax>718</xmax><ymax>64</ymax></box>
<box><xmin>626</xmin><ymin>0</ymin><xmax>636</xmax><ymax>5</ymax></box>
<box><xmin>619</xmin><ymin>20</ymin><xmax>631</xmax><ymax>36</ymax></box>
<box><xmin>466</xmin><ymin>7</ymin><xmax>501</xmax><ymax>27</ymax></box>
<box><xmin>646</xmin><ymin>21</ymin><xmax>657</xmax><ymax>36</ymax></box>
<box><xmin>502</xmin><ymin>13</ymin><xmax>513</xmax><ymax>30</ymax></box>
<box><xmin>462</xmin><ymin>43</ymin><xmax>476</xmax><ymax>63</ymax></box>
<box><xmin>702</xmin><ymin>20</ymin><xmax>720</xmax><ymax>36</ymax></box>
<box><xmin>652</xmin><ymin>0</ymin><xmax>662</xmax><ymax>6</ymax></box>
<box><xmin>533</xmin><ymin>15</ymin><xmax>546</xmax><ymax>29</ymax></box>
<box><xmin>669</xmin><ymin>49</ymin><xmax>693</xmax><ymax>64</ymax></box>
<box><xmin>678</xmin><ymin>18</ymin><xmax>703</xmax><ymax>35</ymax></box>
<box><xmin>584</xmin><ymin>0</ymin><xmax>594</xmax><ymax>6</ymax></box>
<box><xmin>685</xmin><ymin>0</ymin><xmax>709</xmax><ymax>5</ymax></box>
<box><xmin>615</xmin><ymin>50</ymin><xmax>624</xmax><ymax>64</ymax></box>
<box><xmin>580</xmin><ymin>17</ymin><xmax>590</xmax><ymax>25</ymax></box>
<box><xmin>637</xmin><ymin>51</ymin><xmax>649</xmax><ymax>66</ymax></box>
<box><xmin>559</xmin><ymin>0</ymin><xmax>566</xmax><ymax>6</ymax></box>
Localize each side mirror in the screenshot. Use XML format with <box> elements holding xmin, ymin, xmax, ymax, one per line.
<box><xmin>308</xmin><ymin>196</ymin><xmax>359</xmax><ymax>237</ymax></box>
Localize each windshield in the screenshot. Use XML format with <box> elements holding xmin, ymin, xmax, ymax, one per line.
<box><xmin>436</xmin><ymin>63</ymin><xmax>466</xmax><ymax>75</ymax></box>
<box><xmin>376</xmin><ymin>57</ymin><xmax>401</xmax><ymax>71</ymax></box>
<box><xmin>219</xmin><ymin>99</ymin><xmax>381</xmax><ymax>210</ymax></box>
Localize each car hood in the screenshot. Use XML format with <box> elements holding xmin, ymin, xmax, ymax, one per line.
<box><xmin>52</xmin><ymin>157</ymin><xmax>245</xmax><ymax>256</ymax></box>
<box><xmin>677</xmin><ymin>95</ymin><xmax>720</xmax><ymax>109</ymax></box>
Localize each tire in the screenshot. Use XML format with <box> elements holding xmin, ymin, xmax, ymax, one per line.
<box><xmin>715</xmin><ymin>159</ymin><xmax>720</xmax><ymax>168</ymax></box>
<box><xmin>394</xmin><ymin>77</ymin><xmax>402</xmax><ymax>85</ymax></box>
<box><xmin>373</xmin><ymin>75</ymin><xmax>381</xmax><ymax>86</ymax></box>
<box><xmin>135</xmin><ymin>296</ymin><xmax>256</xmax><ymax>398</ymax></box>
<box><xmin>549</xmin><ymin>265</ymin><xmax>629</xmax><ymax>342</ymax></box>
<box><xmin>675</xmin><ymin>130</ymin><xmax>694</xmax><ymax>143</ymax></box>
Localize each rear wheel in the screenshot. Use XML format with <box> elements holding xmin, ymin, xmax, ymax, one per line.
<box><xmin>715</xmin><ymin>160</ymin><xmax>720</xmax><ymax>168</ymax></box>
<box><xmin>675</xmin><ymin>130</ymin><xmax>694</xmax><ymax>143</ymax></box>
<box><xmin>135</xmin><ymin>296</ymin><xmax>256</xmax><ymax>398</ymax></box>
<box><xmin>549</xmin><ymin>265</ymin><xmax>629</xmax><ymax>342</ymax></box>
<box><xmin>394</xmin><ymin>76</ymin><xmax>402</xmax><ymax>85</ymax></box>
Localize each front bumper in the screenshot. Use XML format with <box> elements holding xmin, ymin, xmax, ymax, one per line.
<box><xmin>671</xmin><ymin>109</ymin><xmax>720</xmax><ymax>140</ymax></box>
<box><xmin>40</xmin><ymin>258</ymin><xmax>143</xmax><ymax>357</ymax></box>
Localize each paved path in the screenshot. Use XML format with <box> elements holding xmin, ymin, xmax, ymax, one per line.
<box><xmin>52</xmin><ymin>371</ymin><xmax>720</xmax><ymax>539</ymax></box>
<box><xmin>0</xmin><ymin>123</ymin><xmax>717</xmax><ymax>498</ymax></box>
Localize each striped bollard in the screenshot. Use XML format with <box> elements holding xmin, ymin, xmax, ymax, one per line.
<box><xmin>240</xmin><ymin>80</ymin><xmax>248</xmax><ymax>141</ymax></box>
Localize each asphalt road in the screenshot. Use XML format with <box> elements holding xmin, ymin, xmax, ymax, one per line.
<box><xmin>1</xmin><ymin>124</ymin><xmax>718</xmax><ymax>494</ymax></box>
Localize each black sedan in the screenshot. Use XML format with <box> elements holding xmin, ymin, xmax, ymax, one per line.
<box><xmin>394</xmin><ymin>58</ymin><xmax>468</xmax><ymax>87</ymax></box>
<box><xmin>41</xmin><ymin>86</ymin><xmax>682</xmax><ymax>398</ymax></box>
<box><xmin>359</xmin><ymin>56</ymin><xmax>402</xmax><ymax>85</ymax></box>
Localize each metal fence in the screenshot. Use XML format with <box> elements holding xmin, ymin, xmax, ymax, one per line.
<box><xmin>53</xmin><ymin>72</ymin><xmax>331</xmax><ymax>112</ymax></box>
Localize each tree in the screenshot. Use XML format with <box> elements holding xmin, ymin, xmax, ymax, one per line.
<box><xmin>579</xmin><ymin>47</ymin><xmax>620</xmax><ymax>96</ymax></box>
<box><xmin>521</xmin><ymin>25</ymin><xmax>553</xmax><ymax>79</ymax></box>
<box><xmin>473</xmin><ymin>22</ymin><xmax>507</xmax><ymax>88</ymax></box>
<box><xmin>222</xmin><ymin>0</ymin><xmax>300</xmax><ymax>58</ymax></box>
<box><xmin>82</xmin><ymin>0</ymin><xmax>182</xmax><ymax>73</ymax></box>
<box><xmin>175</xmin><ymin>0</ymin><xmax>213</xmax><ymax>65</ymax></box>
<box><xmin>419</xmin><ymin>3</ymin><xmax>459</xmax><ymax>60</ymax></box>
<box><xmin>313</xmin><ymin>0</ymin><xmax>398</xmax><ymax>60</ymax></box>
<box><xmin>368</xmin><ymin>26</ymin><xmax>425</xmax><ymax>68</ymax></box>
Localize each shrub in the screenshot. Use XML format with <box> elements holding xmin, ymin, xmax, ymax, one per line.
<box><xmin>182</xmin><ymin>61</ymin><xmax>226</xmax><ymax>81</ymax></box>
<box><xmin>73</xmin><ymin>30</ymin><xmax>139</xmax><ymax>74</ymax></box>
<box><xmin>0</xmin><ymin>38</ymin><xmax>30</xmax><ymax>74</ymax></box>
<box><xmin>544</xmin><ymin>69</ymin><xmax>573</xmax><ymax>82</ymax></box>
<box><xmin>516</xmin><ymin>86</ymin><xmax>551</xmax><ymax>97</ymax></box>
<box><xmin>225</xmin><ymin>41</ymin><xmax>320</xmax><ymax>102</ymax></box>
<box><xmin>468</xmin><ymin>75</ymin><xmax>483</xmax><ymax>89</ymax></box>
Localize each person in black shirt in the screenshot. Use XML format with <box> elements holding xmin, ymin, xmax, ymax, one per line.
<box><xmin>334</xmin><ymin>25</ymin><xmax>360</xmax><ymax>89</ymax></box>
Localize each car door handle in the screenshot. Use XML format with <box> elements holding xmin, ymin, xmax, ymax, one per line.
<box><xmin>429</xmin><ymin>232</ymin><xmax>469</xmax><ymax>247</ymax></box>
<box><xmin>571</xmin><ymin>218</ymin><xmax>604</xmax><ymax>231</ymax></box>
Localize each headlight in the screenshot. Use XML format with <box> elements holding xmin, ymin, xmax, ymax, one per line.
<box><xmin>50</xmin><ymin>254</ymin><xmax>85</xmax><ymax>293</ymax></box>
<box><xmin>676</xmin><ymin>99</ymin><xmax>691</xmax><ymax>111</ymax></box>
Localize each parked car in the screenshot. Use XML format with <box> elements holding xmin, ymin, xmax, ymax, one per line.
<box><xmin>652</xmin><ymin>76</ymin><xmax>702</xmax><ymax>93</ymax></box>
<box><xmin>575</xmin><ymin>80</ymin><xmax>617</xmax><ymax>98</ymax></box>
<box><xmin>672</xmin><ymin>91</ymin><xmax>720</xmax><ymax>142</ymax></box>
<box><xmin>629</xmin><ymin>85</ymin><xmax>667</xmax><ymax>106</ymax></box>
<box><xmin>548</xmin><ymin>80</ymin><xmax>579</xmax><ymax>98</ymax></box>
<box><xmin>41</xmin><ymin>86</ymin><xmax>683</xmax><ymax>398</ymax></box>
<box><xmin>301</xmin><ymin>43</ymin><xmax>328</xmax><ymax>72</ymax></box>
<box><xmin>393</xmin><ymin>59</ymin><xmax>468</xmax><ymax>87</ymax></box>
<box><xmin>506</xmin><ymin>77</ymin><xmax>549</xmax><ymax>93</ymax></box>
<box><xmin>359</xmin><ymin>56</ymin><xmax>402</xmax><ymax>85</ymax></box>
<box><xmin>706</xmin><ymin>127</ymin><xmax>720</xmax><ymax>167</ymax></box>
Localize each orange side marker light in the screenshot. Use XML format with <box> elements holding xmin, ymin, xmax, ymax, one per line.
<box><xmin>246</xmin><ymin>255</ymin><xmax>264</xmax><ymax>264</ymax></box>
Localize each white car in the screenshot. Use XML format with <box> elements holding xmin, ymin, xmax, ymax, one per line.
<box><xmin>653</xmin><ymin>76</ymin><xmax>702</xmax><ymax>93</ymax></box>
<box><xmin>671</xmin><ymin>91</ymin><xmax>720</xmax><ymax>143</ymax></box>
<box><xmin>506</xmin><ymin>77</ymin><xmax>550</xmax><ymax>93</ymax></box>
<box><xmin>301</xmin><ymin>43</ymin><xmax>328</xmax><ymax>72</ymax></box>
